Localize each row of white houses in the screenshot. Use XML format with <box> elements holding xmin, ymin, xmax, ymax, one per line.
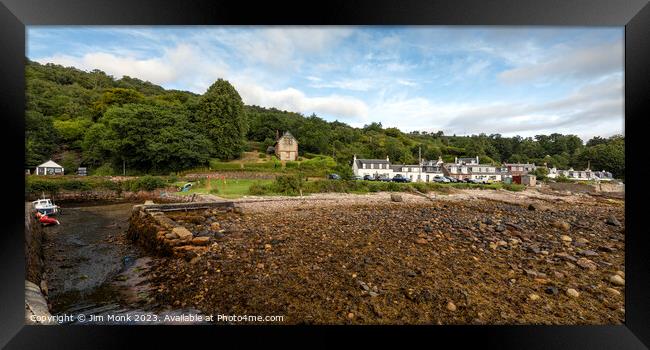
<box><xmin>546</xmin><ymin>167</ymin><xmax>613</xmax><ymax>181</ymax></box>
<box><xmin>352</xmin><ymin>155</ymin><xmax>614</xmax><ymax>182</ymax></box>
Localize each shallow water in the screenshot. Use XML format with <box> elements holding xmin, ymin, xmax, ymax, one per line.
<box><xmin>42</xmin><ymin>202</ymin><xmax>206</xmax><ymax>324</ymax></box>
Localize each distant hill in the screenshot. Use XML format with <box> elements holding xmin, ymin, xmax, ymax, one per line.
<box><xmin>25</xmin><ymin>60</ymin><xmax>624</xmax><ymax>178</ymax></box>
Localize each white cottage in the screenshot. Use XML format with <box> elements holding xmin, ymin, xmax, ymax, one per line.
<box><xmin>351</xmin><ymin>155</ymin><xmax>445</xmax><ymax>182</ymax></box>
<box><xmin>35</xmin><ymin>160</ymin><xmax>64</xmax><ymax>176</ymax></box>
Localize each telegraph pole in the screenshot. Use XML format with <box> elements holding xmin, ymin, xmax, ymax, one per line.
<box><xmin>419</xmin><ymin>145</ymin><xmax>422</xmax><ymax>182</ymax></box>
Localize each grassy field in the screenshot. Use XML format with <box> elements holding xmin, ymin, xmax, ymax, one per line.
<box><xmin>178</xmin><ymin>152</ymin><xmax>338</xmax><ymax>177</ymax></box>
<box><xmin>173</xmin><ymin>178</ymin><xmax>274</xmax><ymax>199</ymax></box>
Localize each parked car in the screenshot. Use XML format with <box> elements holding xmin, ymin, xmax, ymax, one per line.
<box><xmin>328</xmin><ymin>174</ymin><xmax>341</xmax><ymax>180</ymax></box>
<box><xmin>468</xmin><ymin>178</ymin><xmax>482</xmax><ymax>184</ymax></box>
<box><xmin>363</xmin><ymin>174</ymin><xmax>375</xmax><ymax>181</ymax></box>
<box><xmin>352</xmin><ymin>175</ymin><xmax>363</xmax><ymax>180</ymax></box>
<box><xmin>392</xmin><ymin>174</ymin><xmax>410</xmax><ymax>183</ymax></box>
<box><xmin>377</xmin><ymin>175</ymin><xmax>392</xmax><ymax>182</ymax></box>
<box><xmin>433</xmin><ymin>175</ymin><xmax>450</xmax><ymax>183</ymax></box>
<box><xmin>178</xmin><ymin>183</ymin><xmax>193</xmax><ymax>192</ymax></box>
<box><xmin>445</xmin><ymin>176</ymin><xmax>458</xmax><ymax>183</ymax></box>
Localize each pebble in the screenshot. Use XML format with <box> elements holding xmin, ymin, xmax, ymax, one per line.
<box><xmin>566</xmin><ymin>288</ymin><xmax>580</xmax><ymax>298</ymax></box>
<box><xmin>446</xmin><ymin>301</ymin><xmax>457</xmax><ymax>311</ymax></box>
<box><xmin>609</xmin><ymin>275</ymin><xmax>625</xmax><ymax>286</ymax></box>
<box><xmin>545</xmin><ymin>286</ymin><xmax>559</xmax><ymax>295</ymax></box>
<box><xmin>576</xmin><ymin>258</ymin><xmax>598</xmax><ymax>271</ymax></box>
<box><xmin>529</xmin><ymin>293</ymin><xmax>540</xmax><ymax>301</ymax></box>
<box><xmin>495</xmin><ymin>225</ymin><xmax>506</xmax><ymax>232</ymax></box>
<box><xmin>553</xmin><ymin>220</ymin><xmax>571</xmax><ymax>231</ymax></box>
<box><xmin>528</xmin><ymin>203</ymin><xmax>541</xmax><ymax>211</ymax></box>
<box><xmin>615</xmin><ymin>270</ymin><xmax>625</xmax><ymax>278</ymax></box>
<box><xmin>560</xmin><ymin>235</ymin><xmax>572</xmax><ymax>242</ymax></box>
<box><xmin>347</xmin><ymin>312</ymin><xmax>355</xmax><ymax>319</ymax></box>
<box><xmin>415</xmin><ymin>238</ymin><xmax>428</xmax><ymax>245</ymax></box>
<box><xmin>605</xmin><ymin>215</ymin><xmax>621</xmax><ymax>226</ymax></box>
<box><xmin>578</xmin><ymin>250</ymin><xmax>598</xmax><ymax>257</ymax></box>
<box><xmin>605</xmin><ymin>287</ymin><xmax>621</xmax><ymax>296</ymax></box>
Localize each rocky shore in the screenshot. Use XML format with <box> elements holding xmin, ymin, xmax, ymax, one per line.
<box><xmin>139</xmin><ymin>189</ymin><xmax>624</xmax><ymax>324</ymax></box>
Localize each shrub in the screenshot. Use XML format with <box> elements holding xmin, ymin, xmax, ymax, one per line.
<box><xmin>271</xmin><ymin>174</ymin><xmax>305</xmax><ymax>195</ymax></box>
<box><xmin>26</xmin><ymin>177</ymin><xmax>59</xmax><ymax>195</ymax></box>
<box><xmin>248</xmin><ymin>182</ymin><xmax>272</xmax><ymax>195</ymax></box>
<box><xmin>503</xmin><ymin>183</ymin><xmax>525</xmax><ymax>192</ymax></box>
<box><xmin>60</xmin><ymin>180</ymin><xmax>92</xmax><ymax>191</ymax></box>
<box><xmin>92</xmin><ymin>163</ymin><xmax>115</xmax><ymax>176</ymax></box>
<box><xmin>127</xmin><ymin>175</ymin><xmax>167</xmax><ymax>192</ymax></box>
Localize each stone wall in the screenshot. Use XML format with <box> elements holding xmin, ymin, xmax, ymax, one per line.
<box><xmin>26</xmin><ymin>189</ymin><xmax>175</xmax><ymax>202</ymax></box>
<box><xmin>127</xmin><ymin>201</ymin><xmax>238</xmax><ymax>261</ymax></box>
<box><xmin>24</xmin><ymin>203</ymin><xmax>55</xmax><ymax>324</ymax></box>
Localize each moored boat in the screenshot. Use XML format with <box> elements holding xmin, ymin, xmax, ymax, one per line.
<box><xmin>32</xmin><ymin>198</ymin><xmax>59</xmax><ymax>216</ymax></box>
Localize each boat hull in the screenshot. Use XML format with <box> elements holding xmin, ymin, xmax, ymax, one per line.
<box><xmin>36</xmin><ymin>207</ymin><xmax>58</xmax><ymax>216</ymax></box>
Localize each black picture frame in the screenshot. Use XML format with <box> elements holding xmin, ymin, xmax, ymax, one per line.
<box><xmin>1</xmin><ymin>0</ymin><xmax>648</xmax><ymax>348</ymax></box>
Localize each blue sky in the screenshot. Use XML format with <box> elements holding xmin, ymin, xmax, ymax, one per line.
<box><xmin>27</xmin><ymin>26</ymin><xmax>624</xmax><ymax>141</ymax></box>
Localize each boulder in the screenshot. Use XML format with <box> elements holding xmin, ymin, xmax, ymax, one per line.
<box><xmin>605</xmin><ymin>215</ymin><xmax>621</xmax><ymax>227</ymax></box>
<box><xmin>553</xmin><ymin>220</ymin><xmax>571</xmax><ymax>231</ymax></box>
<box><xmin>390</xmin><ymin>194</ymin><xmax>403</xmax><ymax>202</ymax></box>
<box><xmin>192</xmin><ymin>237</ymin><xmax>210</xmax><ymax>246</ymax></box>
<box><xmin>576</xmin><ymin>258</ymin><xmax>597</xmax><ymax>271</ymax></box>
<box><xmin>172</xmin><ymin>226</ymin><xmax>193</xmax><ymax>240</ymax></box>
<box><xmin>566</xmin><ymin>288</ymin><xmax>580</xmax><ymax>298</ymax></box>
<box><xmin>609</xmin><ymin>275</ymin><xmax>625</xmax><ymax>286</ymax></box>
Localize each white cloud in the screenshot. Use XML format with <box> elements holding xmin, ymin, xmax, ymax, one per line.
<box><xmin>310</xmin><ymin>78</ymin><xmax>376</xmax><ymax>91</ymax></box>
<box><xmin>368</xmin><ymin>75</ymin><xmax>623</xmax><ymax>141</ymax></box>
<box><xmin>499</xmin><ymin>40</ymin><xmax>623</xmax><ymax>83</ymax></box>
<box><xmin>36</xmin><ymin>44</ymin><xmax>230</xmax><ymax>90</ymax></box>
<box><xmin>234</xmin><ymin>82</ymin><xmax>368</xmax><ymax>120</ymax></box>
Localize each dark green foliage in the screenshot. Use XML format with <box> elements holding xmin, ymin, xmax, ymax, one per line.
<box><xmin>126</xmin><ymin>175</ymin><xmax>168</xmax><ymax>192</ymax></box>
<box><xmin>25</xmin><ymin>175</ymin><xmax>169</xmax><ymax>196</ymax></box>
<box><xmin>82</xmin><ymin>104</ymin><xmax>211</xmax><ymax>173</ymax></box>
<box><xmin>196</xmin><ymin>79</ymin><xmax>248</xmax><ymax>160</ymax></box>
<box><xmin>25</xmin><ymin>60</ymin><xmax>624</xmax><ymax>178</ymax></box>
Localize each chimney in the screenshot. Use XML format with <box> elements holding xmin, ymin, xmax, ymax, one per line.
<box><xmin>386</xmin><ymin>155</ymin><xmax>390</xmax><ymax>162</ymax></box>
<box><xmin>353</xmin><ymin>154</ymin><xmax>357</xmax><ymax>162</ymax></box>
<box><xmin>454</xmin><ymin>157</ymin><xmax>458</xmax><ymax>164</ymax></box>
<box><xmin>476</xmin><ymin>155</ymin><xmax>479</xmax><ymax>164</ymax></box>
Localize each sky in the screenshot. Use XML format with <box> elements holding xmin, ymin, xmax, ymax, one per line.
<box><xmin>27</xmin><ymin>26</ymin><xmax>624</xmax><ymax>141</ymax></box>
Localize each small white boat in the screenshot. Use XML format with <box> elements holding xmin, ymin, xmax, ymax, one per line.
<box><xmin>32</xmin><ymin>198</ymin><xmax>59</xmax><ymax>216</ymax></box>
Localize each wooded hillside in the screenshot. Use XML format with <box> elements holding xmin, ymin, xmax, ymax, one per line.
<box><xmin>25</xmin><ymin>60</ymin><xmax>625</xmax><ymax>178</ymax></box>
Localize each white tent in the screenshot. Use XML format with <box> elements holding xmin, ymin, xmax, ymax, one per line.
<box><xmin>35</xmin><ymin>160</ymin><xmax>64</xmax><ymax>176</ymax></box>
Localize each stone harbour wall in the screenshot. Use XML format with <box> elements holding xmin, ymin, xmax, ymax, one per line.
<box><xmin>127</xmin><ymin>201</ymin><xmax>237</xmax><ymax>261</ymax></box>
<box><xmin>24</xmin><ymin>203</ymin><xmax>55</xmax><ymax>324</ymax></box>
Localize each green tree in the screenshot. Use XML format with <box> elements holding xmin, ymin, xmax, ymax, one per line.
<box><xmin>196</xmin><ymin>79</ymin><xmax>248</xmax><ymax>160</ymax></box>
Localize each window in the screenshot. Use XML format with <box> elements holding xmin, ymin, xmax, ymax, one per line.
<box><xmin>371</xmin><ymin>164</ymin><xmax>375</xmax><ymax>169</ymax></box>
<box><xmin>362</xmin><ymin>164</ymin><xmax>366</xmax><ymax>169</ymax></box>
<box><xmin>426</xmin><ymin>175</ymin><xmax>429</xmax><ymax>182</ymax></box>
